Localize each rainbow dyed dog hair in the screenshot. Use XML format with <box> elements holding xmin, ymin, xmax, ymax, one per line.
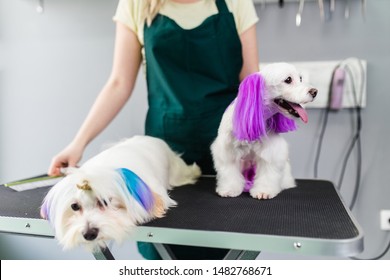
<box><xmin>212</xmin><ymin>62</ymin><xmax>317</xmax><ymax>200</ymax></box>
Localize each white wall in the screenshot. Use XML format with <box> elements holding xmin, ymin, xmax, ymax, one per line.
<box><xmin>0</xmin><ymin>0</ymin><xmax>146</xmax><ymax>260</ymax></box>
<box><xmin>1</xmin><ymin>0</ymin><xmax>389</xmax><ymax>260</ymax></box>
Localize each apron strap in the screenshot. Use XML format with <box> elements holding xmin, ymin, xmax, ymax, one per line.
<box><xmin>215</xmin><ymin>0</ymin><xmax>229</xmax><ymax>13</ymax></box>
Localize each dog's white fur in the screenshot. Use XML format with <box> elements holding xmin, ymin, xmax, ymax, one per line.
<box><xmin>211</xmin><ymin>63</ymin><xmax>317</xmax><ymax>199</ymax></box>
<box><xmin>41</xmin><ymin>136</ymin><xmax>201</xmax><ymax>251</ymax></box>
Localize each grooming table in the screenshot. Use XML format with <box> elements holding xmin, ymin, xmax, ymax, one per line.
<box><xmin>0</xmin><ymin>177</ymin><xmax>363</xmax><ymax>260</ymax></box>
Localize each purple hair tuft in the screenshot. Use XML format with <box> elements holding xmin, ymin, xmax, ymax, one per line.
<box><xmin>267</xmin><ymin>113</ymin><xmax>297</xmax><ymax>133</ymax></box>
<box><xmin>233</xmin><ymin>73</ymin><xmax>267</xmax><ymax>141</ymax></box>
<box><xmin>41</xmin><ymin>199</ymin><xmax>50</xmax><ymax>221</ymax></box>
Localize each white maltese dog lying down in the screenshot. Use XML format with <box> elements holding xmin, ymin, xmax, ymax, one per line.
<box><xmin>211</xmin><ymin>63</ymin><xmax>317</xmax><ymax>200</ymax></box>
<box><xmin>40</xmin><ymin>136</ymin><xmax>201</xmax><ymax>251</ymax></box>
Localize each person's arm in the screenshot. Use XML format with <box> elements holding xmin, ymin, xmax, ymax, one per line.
<box><xmin>239</xmin><ymin>24</ymin><xmax>259</xmax><ymax>81</ymax></box>
<box><xmin>48</xmin><ymin>22</ymin><xmax>142</xmax><ymax>176</ymax></box>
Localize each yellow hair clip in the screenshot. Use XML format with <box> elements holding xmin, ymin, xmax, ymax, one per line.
<box><xmin>76</xmin><ymin>180</ymin><xmax>92</xmax><ymax>191</ymax></box>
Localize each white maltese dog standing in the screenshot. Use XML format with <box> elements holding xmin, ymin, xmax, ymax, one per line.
<box><xmin>211</xmin><ymin>63</ymin><xmax>317</xmax><ymax>200</ymax></box>
<box><xmin>41</xmin><ymin>136</ymin><xmax>201</xmax><ymax>251</ymax></box>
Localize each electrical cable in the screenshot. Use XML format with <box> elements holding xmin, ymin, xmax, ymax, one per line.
<box><xmin>313</xmin><ymin>59</ymin><xmax>389</xmax><ymax>260</ymax></box>
<box><xmin>346</xmin><ymin>60</ymin><xmax>390</xmax><ymax>260</ymax></box>
<box><xmin>338</xmin><ymin>61</ymin><xmax>364</xmax><ymax>208</ymax></box>
<box><xmin>351</xmin><ymin>236</ymin><xmax>390</xmax><ymax>260</ymax></box>
<box><xmin>313</xmin><ymin>107</ymin><xmax>330</xmax><ymax>179</ymax></box>
<box><xmin>347</xmin><ymin>60</ymin><xmax>365</xmax><ymax>209</ymax></box>
<box><xmin>313</xmin><ymin>65</ymin><xmax>339</xmax><ymax>179</ymax></box>
<box><xmin>336</xmin><ymin>66</ymin><xmax>360</xmax><ymax>180</ymax></box>
<box><xmin>320</xmin><ymin>59</ymin><xmax>388</xmax><ymax>260</ymax></box>
<box><xmin>348</xmin><ymin>136</ymin><xmax>361</xmax><ymax>209</ymax></box>
<box><xmin>314</xmin><ymin>59</ymin><xmax>364</xmax><ymax>205</ymax></box>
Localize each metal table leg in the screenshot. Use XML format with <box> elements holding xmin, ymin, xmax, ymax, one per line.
<box><xmin>154</xmin><ymin>243</ymin><xmax>177</xmax><ymax>260</ymax></box>
<box><xmin>93</xmin><ymin>246</ymin><xmax>115</xmax><ymax>260</ymax></box>
<box><xmin>224</xmin><ymin>250</ymin><xmax>260</xmax><ymax>260</ymax></box>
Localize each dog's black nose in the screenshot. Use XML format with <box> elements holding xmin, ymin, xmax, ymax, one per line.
<box><xmin>309</xmin><ymin>88</ymin><xmax>318</xmax><ymax>98</ymax></box>
<box><xmin>83</xmin><ymin>228</ymin><xmax>99</xmax><ymax>241</ymax></box>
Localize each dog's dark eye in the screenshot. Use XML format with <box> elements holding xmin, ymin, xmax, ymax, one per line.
<box><xmin>300</xmin><ymin>76</ymin><xmax>303</xmax><ymax>82</ymax></box>
<box><xmin>71</xmin><ymin>203</ymin><xmax>81</xmax><ymax>211</ymax></box>
<box><xmin>97</xmin><ymin>199</ymin><xmax>108</xmax><ymax>209</ymax></box>
<box><xmin>284</xmin><ymin>77</ymin><xmax>293</xmax><ymax>84</ymax></box>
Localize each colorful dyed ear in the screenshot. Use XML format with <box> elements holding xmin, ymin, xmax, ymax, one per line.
<box><xmin>267</xmin><ymin>113</ymin><xmax>297</xmax><ymax>133</ymax></box>
<box><xmin>233</xmin><ymin>73</ymin><xmax>267</xmax><ymax>142</ymax></box>
<box><xmin>40</xmin><ymin>197</ymin><xmax>51</xmax><ymax>221</ymax></box>
<box><xmin>116</xmin><ymin>168</ymin><xmax>154</xmax><ymax>212</ymax></box>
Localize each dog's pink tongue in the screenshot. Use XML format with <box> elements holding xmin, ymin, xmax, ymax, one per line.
<box><xmin>291</xmin><ymin>103</ymin><xmax>308</xmax><ymax>123</ymax></box>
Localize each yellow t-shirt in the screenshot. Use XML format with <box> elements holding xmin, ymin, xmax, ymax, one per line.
<box><xmin>113</xmin><ymin>0</ymin><xmax>259</xmax><ymax>46</ymax></box>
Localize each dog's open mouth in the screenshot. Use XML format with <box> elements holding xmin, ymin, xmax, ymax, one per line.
<box><xmin>274</xmin><ymin>98</ymin><xmax>308</xmax><ymax>123</ymax></box>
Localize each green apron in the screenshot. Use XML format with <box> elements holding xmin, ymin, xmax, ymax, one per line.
<box><xmin>144</xmin><ymin>0</ymin><xmax>243</xmax><ymax>175</ymax></box>
<box><xmin>140</xmin><ymin>0</ymin><xmax>243</xmax><ymax>260</ymax></box>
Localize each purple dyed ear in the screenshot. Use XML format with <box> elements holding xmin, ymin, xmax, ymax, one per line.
<box><xmin>233</xmin><ymin>73</ymin><xmax>268</xmax><ymax>142</ymax></box>
<box><xmin>40</xmin><ymin>198</ymin><xmax>51</xmax><ymax>221</ymax></box>
<box><xmin>267</xmin><ymin>113</ymin><xmax>297</xmax><ymax>133</ymax></box>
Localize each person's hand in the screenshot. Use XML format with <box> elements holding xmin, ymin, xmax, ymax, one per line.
<box><xmin>48</xmin><ymin>142</ymin><xmax>84</xmax><ymax>176</ymax></box>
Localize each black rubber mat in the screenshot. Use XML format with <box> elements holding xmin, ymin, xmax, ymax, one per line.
<box><xmin>0</xmin><ymin>177</ymin><xmax>359</xmax><ymax>240</ymax></box>
<box><xmin>145</xmin><ymin>178</ymin><xmax>360</xmax><ymax>240</ymax></box>
<box><xmin>0</xmin><ymin>183</ymin><xmax>50</xmax><ymax>219</ymax></box>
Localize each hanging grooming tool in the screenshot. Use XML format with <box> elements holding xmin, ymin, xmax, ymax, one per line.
<box><xmin>329</xmin><ymin>66</ymin><xmax>346</xmax><ymax>110</ymax></box>
<box><xmin>36</xmin><ymin>0</ymin><xmax>44</xmax><ymax>13</ymax></box>
<box><xmin>261</xmin><ymin>0</ymin><xmax>266</xmax><ymax>10</ymax></box>
<box><xmin>330</xmin><ymin>0</ymin><xmax>335</xmax><ymax>12</ymax></box>
<box><xmin>345</xmin><ymin>0</ymin><xmax>350</xmax><ymax>19</ymax></box>
<box><xmin>361</xmin><ymin>0</ymin><xmax>366</xmax><ymax>21</ymax></box>
<box><xmin>296</xmin><ymin>0</ymin><xmax>305</xmax><ymax>27</ymax></box>
<box><xmin>318</xmin><ymin>0</ymin><xmax>325</xmax><ymax>22</ymax></box>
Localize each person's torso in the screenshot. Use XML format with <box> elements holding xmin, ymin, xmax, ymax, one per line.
<box><xmin>143</xmin><ymin>0</ymin><xmax>243</xmax><ymax>174</ymax></box>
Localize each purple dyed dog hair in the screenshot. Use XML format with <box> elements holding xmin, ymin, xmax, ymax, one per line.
<box><xmin>267</xmin><ymin>113</ymin><xmax>297</xmax><ymax>133</ymax></box>
<box><xmin>233</xmin><ymin>73</ymin><xmax>267</xmax><ymax>142</ymax></box>
<box><xmin>233</xmin><ymin>73</ymin><xmax>297</xmax><ymax>142</ymax></box>
<box><xmin>41</xmin><ymin>199</ymin><xmax>50</xmax><ymax>221</ymax></box>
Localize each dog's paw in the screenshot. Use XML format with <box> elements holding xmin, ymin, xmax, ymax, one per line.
<box><xmin>249</xmin><ymin>187</ymin><xmax>281</xmax><ymax>200</ymax></box>
<box><xmin>250</xmin><ymin>192</ymin><xmax>276</xmax><ymax>200</ymax></box>
<box><xmin>215</xmin><ymin>175</ymin><xmax>245</xmax><ymax>198</ymax></box>
<box><xmin>216</xmin><ymin>187</ymin><xmax>243</xmax><ymax>198</ymax></box>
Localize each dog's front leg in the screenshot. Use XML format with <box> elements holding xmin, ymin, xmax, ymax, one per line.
<box><xmin>212</xmin><ymin>137</ymin><xmax>246</xmax><ymax>197</ymax></box>
<box><xmin>215</xmin><ymin>162</ymin><xmax>246</xmax><ymax>197</ymax></box>
<box><xmin>281</xmin><ymin>160</ymin><xmax>296</xmax><ymax>190</ymax></box>
<box><xmin>250</xmin><ymin>160</ymin><xmax>283</xmax><ymax>199</ymax></box>
<box><xmin>249</xmin><ymin>136</ymin><xmax>288</xmax><ymax>199</ymax></box>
